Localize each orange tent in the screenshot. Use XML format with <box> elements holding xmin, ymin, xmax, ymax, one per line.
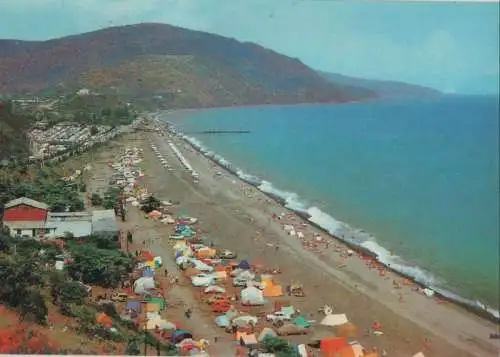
<box><xmin>263</xmin><ymin>282</ymin><xmax>284</xmax><ymax>297</ymax></box>
<box><xmin>141</xmin><ymin>251</ymin><xmax>154</xmax><ymax>261</ymax></box>
<box><xmin>320</xmin><ymin>337</ymin><xmax>346</xmax><ymax>357</ymax></box>
<box><xmin>96</xmin><ymin>312</ymin><xmax>112</xmax><ymax>326</ymax></box>
<box><xmin>196</xmin><ymin>248</ymin><xmax>216</xmax><ymax>259</ymax></box>
<box><xmin>363</xmin><ymin>354</ymin><xmax>378</xmax><ymax>357</ymax></box>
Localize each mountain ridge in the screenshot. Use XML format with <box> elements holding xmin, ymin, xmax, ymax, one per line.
<box><xmin>318</xmin><ymin>71</ymin><xmax>441</xmax><ymax>98</ymax></box>
<box><xmin>0</xmin><ymin>23</ymin><xmax>376</xmax><ymax>108</ymax></box>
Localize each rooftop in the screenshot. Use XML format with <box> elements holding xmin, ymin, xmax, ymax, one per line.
<box><xmin>4</xmin><ymin>197</ymin><xmax>49</xmax><ymax>210</ymax></box>
<box><xmin>91</xmin><ymin>209</ymin><xmax>118</xmax><ymax>233</ymax></box>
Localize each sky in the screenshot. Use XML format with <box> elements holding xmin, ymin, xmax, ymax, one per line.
<box><xmin>0</xmin><ymin>0</ymin><xmax>498</xmax><ymax>94</ymax></box>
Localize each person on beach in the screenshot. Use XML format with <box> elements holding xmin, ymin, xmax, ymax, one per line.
<box><xmin>184</xmin><ymin>306</ymin><xmax>192</xmax><ymax>319</ymax></box>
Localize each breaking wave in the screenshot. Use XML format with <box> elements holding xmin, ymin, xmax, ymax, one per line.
<box><xmin>165</xmin><ymin>123</ymin><xmax>499</xmax><ymax>322</ymax></box>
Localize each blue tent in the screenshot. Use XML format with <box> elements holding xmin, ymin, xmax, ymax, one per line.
<box><xmin>126</xmin><ymin>300</ymin><xmax>141</xmax><ymax>312</ymax></box>
<box><xmin>175</xmin><ymin>252</ymin><xmax>183</xmax><ymax>259</ymax></box>
<box><xmin>215</xmin><ymin>315</ymin><xmax>230</xmax><ymax>327</ymax></box>
<box><xmin>238</xmin><ymin>260</ymin><xmax>251</xmax><ymax>270</ymax></box>
<box><xmin>142</xmin><ymin>268</ymin><xmax>155</xmax><ymax>277</ymax></box>
<box><xmin>171</xmin><ymin>329</ymin><xmax>193</xmax><ymax>344</ymax></box>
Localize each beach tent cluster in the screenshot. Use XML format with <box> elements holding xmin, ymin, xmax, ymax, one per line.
<box><xmin>169</xmin><ymin>230</ymin><xmax>400</xmax><ymax>356</ymax></box>
<box><xmin>168</xmin><ymin>140</ymin><xmax>199</xmax><ymax>182</ymax></box>
<box><xmin>110</xmin><ymin>247</ymin><xmax>210</xmax><ymax>355</ymax></box>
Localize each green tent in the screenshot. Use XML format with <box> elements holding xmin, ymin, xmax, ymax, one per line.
<box><xmin>293</xmin><ymin>315</ymin><xmax>311</xmax><ymax>328</ymax></box>
<box><xmin>150</xmin><ymin>297</ymin><xmax>166</xmax><ymax>311</ymax></box>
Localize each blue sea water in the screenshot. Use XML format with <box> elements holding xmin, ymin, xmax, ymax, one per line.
<box><xmin>165</xmin><ymin>95</ymin><xmax>499</xmax><ymax>313</ymax></box>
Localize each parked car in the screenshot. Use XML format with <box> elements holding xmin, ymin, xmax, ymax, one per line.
<box><xmin>266</xmin><ymin>311</ymin><xmax>292</xmax><ymax>323</ymax></box>
<box><xmin>219</xmin><ymin>249</ymin><xmax>237</xmax><ymax>259</ymax></box>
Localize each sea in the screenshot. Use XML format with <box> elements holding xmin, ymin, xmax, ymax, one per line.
<box><xmin>162</xmin><ymin>95</ymin><xmax>500</xmax><ymax>319</ymax></box>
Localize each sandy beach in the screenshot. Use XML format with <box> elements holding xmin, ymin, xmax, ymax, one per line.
<box><xmin>84</xmin><ymin>122</ymin><xmax>499</xmax><ymax>357</ymax></box>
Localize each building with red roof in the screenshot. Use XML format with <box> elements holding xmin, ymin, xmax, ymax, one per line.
<box><xmin>2</xmin><ymin>197</ymin><xmax>54</xmax><ymax>238</ymax></box>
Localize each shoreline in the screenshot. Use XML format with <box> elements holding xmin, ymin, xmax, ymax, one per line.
<box><xmin>129</xmin><ymin>124</ymin><xmax>499</xmax><ymax>356</ymax></box>
<box><xmin>157</xmin><ymin>116</ymin><xmax>499</xmax><ymax>325</ymax></box>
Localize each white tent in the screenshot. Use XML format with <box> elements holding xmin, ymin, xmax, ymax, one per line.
<box><xmin>320</xmin><ymin>313</ymin><xmax>348</xmax><ymax>327</ymax></box>
<box><xmin>232</xmin><ymin>315</ymin><xmax>258</xmax><ymax>327</ymax></box>
<box><xmin>146</xmin><ymin>318</ymin><xmax>176</xmax><ymax>330</ymax></box>
<box><xmin>235</xmin><ymin>270</ymin><xmax>255</xmax><ymax>281</ymax></box>
<box><xmin>413</xmin><ymin>353</ymin><xmax>426</xmax><ymax>357</ymax></box>
<box><xmin>134</xmin><ymin>277</ymin><xmax>155</xmax><ymax>294</ymax></box>
<box><xmin>192</xmin><ymin>275</ymin><xmax>216</xmax><ymax>287</ymax></box>
<box><xmin>241</xmin><ymin>286</ymin><xmax>265</xmax><ymax>305</ymax></box>
<box><xmin>204</xmin><ymin>285</ymin><xmax>226</xmax><ymax>294</ymax></box>
<box><xmin>192</xmin><ymin>259</ymin><xmax>214</xmax><ymax>272</ymax></box>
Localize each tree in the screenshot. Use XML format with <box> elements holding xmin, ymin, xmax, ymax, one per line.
<box><xmin>91</xmin><ymin>193</ymin><xmax>103</xmax><ymax>206</ymax></box>
<box><xmin>19</xmin><ymin>290</ymin><xmax>48</xmax><ymax>325</ymax></box>
<box><xmin>66</xmin><ymin>243</ymin><xmax>134</xmax><ymax>288</ymax></box>
<box><xmin>126</xmin><ymin>338</ymin><xmax>141</xmax><ymax>355</ymax></box>
<box><xmin>57</xmin><ymin>281</ymin><xmax>89</xmax><ymax>305</ymax></box>
<box><xmin>261</xmin><ymin>337</ymin><xmax>298</xmax><ymax>357</ymax></box>
<box><xmin>140</xmin><ymin>195</ymin><xmax>161</xmax><ymax>213</ymax></box>
<box><xmin>101</xmin><ymin>107</ymin><xmax>112</xmax><ymax>117</ymax></box>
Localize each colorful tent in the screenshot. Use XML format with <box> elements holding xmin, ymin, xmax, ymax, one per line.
<box><xmin>321</xmin><ymin>314</ymin><xmax>349</xmax><ymax>327</ymax></box>
<box><xmin>141</xmin><ymin>251</ymin><xmax>155</xmax><ymax>261</ymax></box>
<box><xmin>263</xmin><ymin>282</ymin><xmax>284</xmax><ymax>297</ymax></box>
<box><xmin>171</xmin><ymin>329</ymin><xmax>193</xmax><ymax>344</ymax></box>
<box><xmin>150</xmin><ymin>297</ymin><xmax>166</xmax><ymax>310</ymax></box>
<box><xmin>320</xmin><ymin>337</ymin><xmax>346</xmax><ymax>356</ymax></box>
<box><xmin>126</xmin><ymin>300</ymin><xmax>141</xmax><ymax>312</ymax></box>
<box><xmin>96</xmin><ymin>312</ymin><xmax>112</xmax><ymax>326</ymax></box>
<box><xmin>238</xmin><ymin>260</ymin><xmax>251</xmax><ymax>270</ymax></box>
<box><xmin>293</xmin><ymin>316</ymin><xmax>311</xmax><ymax>328</ymax></box>
<box><xmin>241</xmin><ymin>286</ymin><xmax>265</xmax><ymax>305</ymax></box>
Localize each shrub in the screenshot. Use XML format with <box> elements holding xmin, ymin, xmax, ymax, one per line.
<box><xmin>261</xmin><ymin>336</ymin><xmax>298</xmax><ymax>357</ymax></box>
<box><xmin>19</xmin><ymin>290</ymin><xmax>48</xmax><ymax>325</ymax></box>
<box><xmin>0</xmin><ymin>326</ymin><xmax>60</xmax><ymax>353</ymax></box>
<box><xmin>91</xmin><ymin>193</ymin><xmax>103</xmax><ymax>206</ymax></box>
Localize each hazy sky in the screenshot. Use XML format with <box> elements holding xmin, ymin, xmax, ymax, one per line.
<box><xmin>0</xmin><ymin>0</ymin><xmax>498</xmax><ymax>94</ymax></box>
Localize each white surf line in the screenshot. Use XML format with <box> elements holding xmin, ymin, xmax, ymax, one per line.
<box><xmin>167</xmin><ymin>140</ymin><xmax>199</xmax><ymax>182</ymax></box>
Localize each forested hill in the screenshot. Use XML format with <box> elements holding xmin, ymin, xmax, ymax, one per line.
<box><xmin>0</xmin><ymin>23</ymin><xmax>376</xmax><ymax>108</ymax></box>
